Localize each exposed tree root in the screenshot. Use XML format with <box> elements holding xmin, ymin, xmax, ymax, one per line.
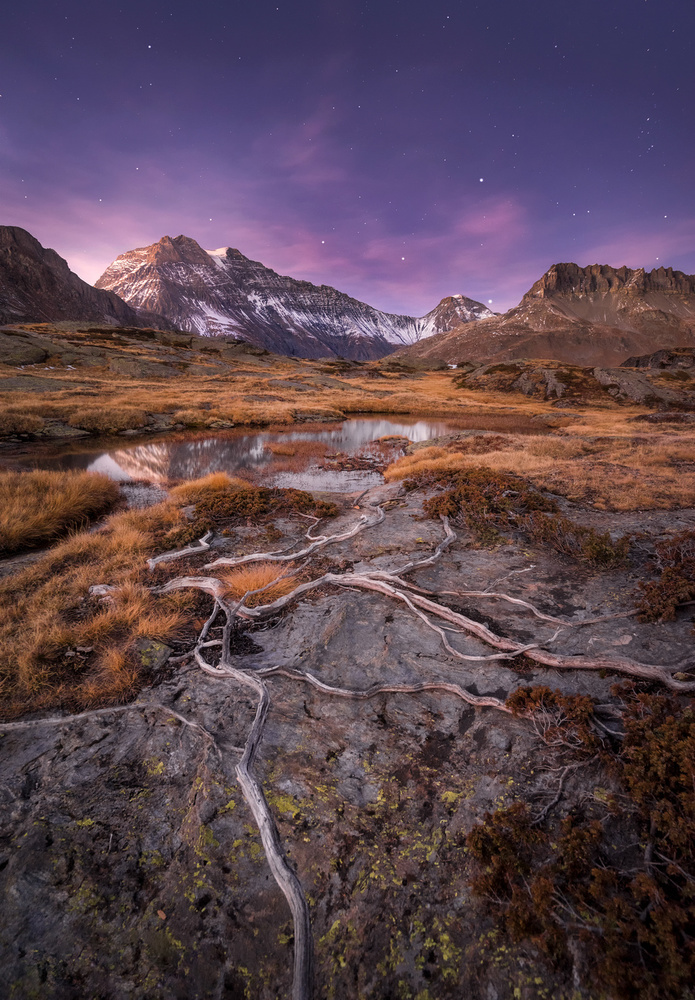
<box><xmin>0</xmin><ymin>702</ymin><xmax>216</xmax><ymax>744</ymax></box>
<box><xmin>147</xmin><ymin>530</ymin><xmax>214</xmax><ymax>570</ymax></box>
<box><xmin>205</xmin><ymin>507</ymin><xmax>385</xmax><ymax>570</ymax></box>
<box><xmin>256</xmin><ymin>664</ymin><xmax>511</xmax><ymax>713</ymax></box>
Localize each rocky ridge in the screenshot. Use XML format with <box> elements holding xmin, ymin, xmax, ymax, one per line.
<box><xmin>0</xmin><ymin>227</ymin><xmax>167</xmax><ymax>330</ymax></box>
<box><xmin>95</xmin><ymin>235</ymin><xmax>493</xmax><ymax>360</ymax></box>
<box><xmin>395</xmin><ymin>262</ymin><xmax>695</xmax><ymax>368</ymax></box>
<box><xmin>453</xmin><ymin>349</ymin><xmax>695</xmax><ymax>408</ymax></box>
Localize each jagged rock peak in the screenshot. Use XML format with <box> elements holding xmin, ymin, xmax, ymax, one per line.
<box><xmin>525</xmin><ymin>261</ymin><xmax>695</xmax><ymax>299</ymax></box>
<box><xmin>0</xmin><ymin>225</ymin><xmax>166</xmax><ymax>329</ymax></box>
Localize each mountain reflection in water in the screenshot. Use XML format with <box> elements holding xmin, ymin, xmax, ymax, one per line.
<box><xmin>38</xmin><ymin>418</ymin><xmax>460</xmax><ymax>491</ymax></box>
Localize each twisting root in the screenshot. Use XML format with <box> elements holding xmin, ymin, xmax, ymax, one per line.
<box><xmin>148</xmin><ymin>531</ymin><xmax>214</xmax><ymax>570</ymax></box>
<box><xmin>256</xmin><ymin>664</ymin><xmax>512</xmax><ymax>713</ymax></box>
<box><xmin>205</xmin><ymin>507</ymin><xmax>384</xmax><ymax>570</ymax></box>
<box><xmin>0</xmin><ymin>702</ymin><xmax>215</xmax><ymax>744</ymax></box>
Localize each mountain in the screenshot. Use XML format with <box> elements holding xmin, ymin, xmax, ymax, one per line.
<box><xmin>0</xmin><ymin>226</ymin><xmax>166</xmax><ymax>329</ymax></box>
<box><xmin>394</xmin><ymin>262</ymin><xmax>695</xmax><ymax>367</ymax></box>
<box><xmin>95</xmin><ymin>235</ymin><xmax>493</xmax><ymax>360</ymax></box>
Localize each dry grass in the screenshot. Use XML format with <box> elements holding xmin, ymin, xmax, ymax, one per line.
<box><xmin>67</xmin><ymin>406</ymin><xmax>149</xmax><ymax>433</ymax></box>
<box><xmin>168</xmin><ymin>471</ymin><xmax>251</xmax><ymax>505</ymax></box>
<box><xmin>0</xmin><ymin>470</ymin><xmax>121</xmax><ymax>556</ymax></box>
<box><xmin>384</xmin><ymin>427</ymin><xmax>695</xmax><ymax>510</ymax></box>
<box><xmin>0</xmin><ymin>504</ymin><xmax>195</xmax><ymax>718</ymax></box>
<box><xmin>221</xmin><ymin>562</ymin><xmax>297</xmax><ymax>607</ymax></box>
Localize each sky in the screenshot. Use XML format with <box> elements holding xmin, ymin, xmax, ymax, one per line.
<box><xmin>1</xmin><ymin>0</ymin><xmax>694</xmax><ymax>315</ymax></box>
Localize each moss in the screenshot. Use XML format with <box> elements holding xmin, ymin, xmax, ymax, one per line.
<box><xmin>193</xmin><ymin>484</ymin><xmax>338</xmax><ymax>523</ymax></box>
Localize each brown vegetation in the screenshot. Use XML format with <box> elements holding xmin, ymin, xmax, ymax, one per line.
<box><xmin>404</xmin><ymin>465</ymin><xmax>629</xmax><ymax>565</ymax></box>
<box><xmin>0</xmin><ymin>510</ymin><xmax>192</xmax><ymax>717</ymax></box>
<box><xmin>384</xmin><ymin>421</ymin><xmax>695</xmax><ymax>511</ymax></box>
<box><xmin>67</xmin><ymin>406</ymin><xmax>149</xmax><ymax>433</ymax></box>
<box><xmin>221</xmin><ymin>562</ymin><xmax>297</xmax><ymax>607</ymax></box>
<box><xmin>0</xmin><ymin>469</ymin><xmax>120</xmax><ymax>556</ymax></box>
<box><xmin>467</xmin><ymin>684</ymin><xmax>695</xmax><ymax>1000</ymax></box>
<box><xmin>637</xmin><ymin>530</ymin><xmax>695</xmax><ymax>623</ymax></box>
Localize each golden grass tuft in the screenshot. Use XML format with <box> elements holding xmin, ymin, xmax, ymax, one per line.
<box><xmin>67</xmin><ymin>406</ymin><xmax>149</xmax><ymax>433</ymax></box>
<box><xmin>221</xmin><ymin>562</ymin><xmax>297</xmax><ymax>607</ymax></box>
<box><xmin>0</xmin><ymin>409</ymin><xmax>45</xmax><ymax>435</ymax></box>
<box><xmin>168</xmin><ymin>472</ymin><xmax>251</xmax><ymax>505</ymax></box>
<box><xmin>0</xmin><ymin>501</ymin><xmax>194</xmax><ymax>718</ymax></box>
<box><xmin>0</xmin><ymin>470</ymin><xmax>121</xmax><ymax>556</ymax></box>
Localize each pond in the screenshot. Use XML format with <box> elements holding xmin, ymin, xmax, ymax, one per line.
<box><xmin>16</xmin><ymin>417</ymin><xmax>465</xmax><ymax>493</ymax></box>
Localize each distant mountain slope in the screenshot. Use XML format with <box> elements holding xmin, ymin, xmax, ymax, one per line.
<box><xmin>395</xmin><ymin>262</ymin><xmax>695</xmax><ymax>367</ymax></box>
<box><xmin>95</xmin><ymin>235</ymin><xmax>493</xmax><ymax>360</ymax></box>
<box><xmin>0</xmin><ymin>226</ymin><xmax>165</xmax><ymax>329</ymax></box>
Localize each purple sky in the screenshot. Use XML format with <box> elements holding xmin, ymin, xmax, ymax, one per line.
<box><xmin>1</xmin><ymin>0</ymin><xmax>694</xmax><ymax>315</ymax></box>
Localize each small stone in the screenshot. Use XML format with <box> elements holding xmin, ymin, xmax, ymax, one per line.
<box><xmin>134</xmin><ymin>638</ymin><xmax>172</xmax><ymax>672</ymax></box>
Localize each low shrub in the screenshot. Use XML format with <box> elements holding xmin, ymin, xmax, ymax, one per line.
<box><xmin>467</xmin><ymin>685</ymin><xmax>695</xmax><ymax>1000</ymax></box>
<box><xmin>636</xmin><ymin>530</ymin><xmax>695</xmax><ymax>622</ymax></box>
<box><xmin>521</xmin><ymin>511</ymin><xmax>630</xmax><ymax>567</ymax></box>
<box><xmin>406</xmin><ymin>465</ymin><xmax>629</xmax><ymax>564</ymax></box>
<box><xmin>193</xmin><ymin>484</ymin><xmax>339</xmax><ymax>522</ymax></box>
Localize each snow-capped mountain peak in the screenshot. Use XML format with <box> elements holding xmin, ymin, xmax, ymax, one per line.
<box><xmin>95</xmin><ymin>234</ymin><xmax>491</xmax><ymax>360</ymax></box>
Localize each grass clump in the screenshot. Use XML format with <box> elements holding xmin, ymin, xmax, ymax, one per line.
<box><xmin>636</xmin><ymin>530</ymin><xmax>695</xmax><ymax>622</ymax></box>
<box><xmin>0</xmin><ymin>470</ymin><xmax>120</xmax><ymax>556</ymax></box>
<box><xmin>67</xmin><ymin>406</ymin><xmax>149</xmax><ymax>433</ymax></box>
<box><xmin>0</xmin><ymin>505</ymin><xmax>193</xmax><ymax>718</ymax></box>
<box><xmin>168</xmin><ymin>471</ymin><xmax>251</xmax><ymax>505</ymax></box>
<box><xmin>221</xmin><ymin>562</ymin><xmax>297</xmax><ymax>607</ymax></box>
<box><xmin>0</xmin><ymin>409</ymin><xmax>45</xmax><ymax>435</ymax></box>
<box><xmin>466</xmin><ymin>686</ymin><xmax>695</xmax><ymax>1000</ymax></box>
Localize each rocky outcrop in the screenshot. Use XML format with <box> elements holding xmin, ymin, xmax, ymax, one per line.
<box><xmin>524</xmin><ymin>262</ymin><xmax>695</xmax><ymax>300</ymax></box>
<box><xmin>456</xmin><ymin>357</ymin><xmax>695</xmax><ymax>408</ymax></box>
<box><xmin>95</xmin><ymin>235</ymin><xmax>493</xmax><ymax>361</ymax></box>
<box><xmin>395</xmin><ymin>262</ymin><xmax>695</xmax><ymax>368</ymax></box>
<box><xmin>0</xmin><ymin>227</ymin><xmax>168</xmax><ymax>329</ymax></box>
<box><xmin>621</xmin><ymin>348</ymin><xmax>695</xmax><ymax>369</ymax></box>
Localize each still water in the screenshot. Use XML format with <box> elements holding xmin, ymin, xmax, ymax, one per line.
<box><xmin>22</xmin><ymin>417</ymin><xmax>461</xmax><ymax>492</ymax></box>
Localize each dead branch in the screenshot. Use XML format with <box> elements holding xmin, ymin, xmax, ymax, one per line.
<box><xmin>192</xmin><ymin>643</ymin><xmax>313</xmax><ymax>998</ymax></box>
<box><xmin>532</xmin><ymin>757</ymin><xmax>599</xmax><ymax>825</ymax></box>
<box><xmin>0</xmin><ymin>702</ymin><xmax>215</xmax><ymax>746</ymax></box>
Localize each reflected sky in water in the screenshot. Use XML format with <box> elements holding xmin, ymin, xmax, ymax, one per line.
<box><xmin>23</xmin><ymin>417</ymin><xmax>459</xmax><ymax>492</ymax></box>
